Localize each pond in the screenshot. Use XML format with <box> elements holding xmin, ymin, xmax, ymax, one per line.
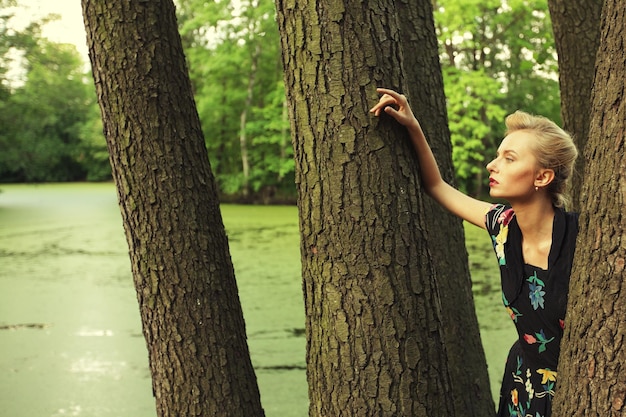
<box><xmin>0</xmin><ymin>183</ymin><xmax>514</xmax><ymax>416</ymax></box>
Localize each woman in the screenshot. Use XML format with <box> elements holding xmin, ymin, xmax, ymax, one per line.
<box><xmin>370</xmin><ymin>88</ymin><xmax>578</xmax><ymax>417</ymax></box>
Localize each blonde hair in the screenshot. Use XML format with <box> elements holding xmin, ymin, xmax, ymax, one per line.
<box><xmin>505</xmin><ymin>111</ymin><xmax>578</xmax><ymax>209</ymax></box>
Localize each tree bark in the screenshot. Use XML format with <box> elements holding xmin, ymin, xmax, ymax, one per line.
<box><xmin>547</xmin><ymin>0</ymin><xmax>603</xmax><ymax>211</ymax></box>
<box><xmin>275</xmin><ymin>1</ymin><xmax>492</xmax><ymax>415</ymax></box>
<box><xmin>553</xmin><ymin>0</ymin><xmax>626</xmax><ymax>415</ymax></box>
<box><xmin>395</xmin><ymin>1</ymin><xmax>495</xmax><ymax>415</ymax></box>
<box><xmin>81</xmin><ymin>1</ymin><xmax>264</xmax><ymax>416</ymax></box>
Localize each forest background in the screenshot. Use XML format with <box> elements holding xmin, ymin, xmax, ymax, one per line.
<box><xmin>0</xmin><ymin>0</ymin><xmax>561</xmax><ymax>203</ymax></box>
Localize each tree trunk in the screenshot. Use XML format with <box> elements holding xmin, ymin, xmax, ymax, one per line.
<box><xmin>240</xmin><ymin>43</ymin><xmax>262</xmax><ymax>197</ymax></box>
<box><xmin>553</xmin><ymin>0</ymin><xmax>626</xmax><ymax>415</ymax></box>
<box><xmin>547</xmin><ymin>0</ymin><xmax>603</xmax><ymax>211</ymax></box>
<box><xmin>275</xmin><ymin>1</ymin><xmax>491</xmax><ymax>415</ymax></box>
<box><xmin>395</xmin><ymin>2</ymin><xmax>495</xmax><ymax>415</ymax></box>
<box><xmin>81</xmin><ymin>1</ymin><xmax>264</xmax><ymax>416</ymax></box>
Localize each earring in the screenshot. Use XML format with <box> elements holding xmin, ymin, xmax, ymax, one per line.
<box><xmin>535</xmin><ymin>186</ymin><xmax>539</xmax><ymax>191</ymax></box>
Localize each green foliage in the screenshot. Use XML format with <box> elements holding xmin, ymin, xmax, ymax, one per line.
<box><xmin>444</xmin><ymin>68</ymin><xmax>506</xmax><ymax>193</ymax></box>
<box><xmin>177</xmin><ymin>0</ymin><xmax>295</xmax><ymax>200</ymax></box>
<box><xmin>0</xmin><ymin>6</ymin><xmax>108</xmax><ymax>182</ymax></box>
<box><xmin>247</xmin><ymin>83</ymin><xmax>294</xmax><ymax>190</ymax></box>
<box><xmin>434</xmin><ymin>0</ymin><xmax>561</xmax><ymax>195</ymax></box>
<box><xmin>0</xmin><ymin>0</ymin><xmax>561</xmax><ymax>196</ymax></box>
<box><xmin>76</xmin><ymin>84</ymin><xmax>111</xmax><ymax>181</ymax></box>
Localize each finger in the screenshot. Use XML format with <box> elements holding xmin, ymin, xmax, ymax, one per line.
<box><xmin>370</xmin><ymin>95</ymin><xmax>398</xmax><ymax>114</ymax></box>
<box><xmin>383</xmin><ymin>106</ymin><xmax>399</xmax><ymax>117</ymax></box>
<box><xmin>376</xmin><ymin>88</ymin><xmax>402</xmax><ymax>101</ymax></box>
<box><xmin>369</xmin><ymin>104</ymin><xmax>382</xmax><ymax>115</ymax></box>
<box><xmin>370</xmin><ymin>98</ymin><xmax>395</xmax><ymax>114</ymax></box>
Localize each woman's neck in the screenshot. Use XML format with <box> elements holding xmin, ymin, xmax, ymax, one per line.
<box><xmin>511</xmin><ymin>198</ymin><xmax>555</xmax><ymax>237</ymax></box>
<box><xmin>511</xmin><ymin>198</ymin><xmax>555</xmax><ymax>269</ymax></box>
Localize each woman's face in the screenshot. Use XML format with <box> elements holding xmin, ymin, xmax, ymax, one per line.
<box><xmin>486</xmin><ymin>130</ymin><xmax>542</xmax><ymax>202</ymax></box>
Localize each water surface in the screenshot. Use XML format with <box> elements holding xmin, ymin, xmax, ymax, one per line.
<box><xmin>0</xmin><ymin>183</ymin><xmax>308</xmax><ymax>417</ymax></box>
<box><xmin>0</xmin><ymin>183</ymin><xmax>512</xmax><ymax>416</ymax></box>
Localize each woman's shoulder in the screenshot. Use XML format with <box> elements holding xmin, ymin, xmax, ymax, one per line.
<box><xmin>485</xmin><ymin>203</ymin><xmax>515</xmax><ymax>231</ymax></box>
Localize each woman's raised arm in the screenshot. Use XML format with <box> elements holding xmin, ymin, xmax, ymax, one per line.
<box><xmin>370</xmin><ymin>88</ymin><xmax>491</xmax><ymax>228</ymax></box>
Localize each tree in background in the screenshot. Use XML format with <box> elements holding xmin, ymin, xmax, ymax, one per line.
<box><xmin>177</xmin><ymin>0</ymin><xmax>293</xmax><ymax>201</ymax></box>
<box><xmin>0</xmin><ymin>1</ymin><xmax>108</xmax><ymax>182</ymax></box>
<box><xmin>81</xmin><ymin>0</ymin><xmax>264</xmax><ymax>415</ymax></box>
<box><xmin>395</xmin><ymin>2</ymin><xmax>494</xmax><ymax>414</ymax></box>
<box><xmin>5</xmin><ymin>41</ymin><xmax>94</xmax><ymax>181</ymax></box>
<box><xmin>0</xmin><ymin>0</ymin><xmax>17</xmax><ymax>97</ymax></box>
<box><xmin>275</xmin><ymin>0</ymin><xmax>493</xmax><ymax>415</ymax></box>
<box><xmin>552</xmin><ymin>0</ymin><xmax>626</xmax><ymax>414</ymax></box>
<box><xmin>547</xmin><ymin>0</ymin><xmax>603</xmax><ymax>210</ymax></box>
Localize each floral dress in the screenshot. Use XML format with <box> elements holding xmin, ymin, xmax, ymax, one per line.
<box><xmin>486</xmin><ymin>204</ymin><xmax>578</xmax><ymax>417</ymax></box>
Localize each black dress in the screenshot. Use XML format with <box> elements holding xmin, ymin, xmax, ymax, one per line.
<box><xmin>485</xmin><ymin>204</ymin><xmax>578</xmax><ymax>417</ymax></box>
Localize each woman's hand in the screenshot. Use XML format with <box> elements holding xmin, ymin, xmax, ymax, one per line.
<box><xmin>369</xmin><ymin>88</ymin><xmax>418</xmax><ymax>129</ymax></box>
<box><xmin>370</xmin><ymin>89</ymin><xmax>491</xmax><ymax>228</ymax></box>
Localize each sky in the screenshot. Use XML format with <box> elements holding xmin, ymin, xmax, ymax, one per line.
<box><xmin>14</xmin><ymin>0</ymin><xmax>88</xmax><ymax>58</ymax></box>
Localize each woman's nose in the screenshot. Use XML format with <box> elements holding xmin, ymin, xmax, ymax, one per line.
<box><xmin>486</xmin><ymin>159</ymin><xmax>495</xmax><ymax>172</ymax></box>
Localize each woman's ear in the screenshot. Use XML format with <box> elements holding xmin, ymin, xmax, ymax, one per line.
<box><xmin>535</xmin><ymin>168</ymin><xmax>555</xmax><ymax>188</ymax></box>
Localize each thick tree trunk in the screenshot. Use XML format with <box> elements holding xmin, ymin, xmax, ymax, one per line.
<box><xmin>553</xmin><ymin>1</ymin><xmax>626</xmax><ymax>415</ymax></box>
<box><xmin>81</xmin><ymin>1</ymin><xmax>264</xmax><ymax>416</ymax></box>
<box><xmin>395</xmin><ymin>1</ymin><xmax>495</xmax><ymax>415</ymax></box>
<box><xmin>275</xmin><ymin>1</ymin><xmax>492</xmax><ymax>415</ymax></box>
<box><xmin>547</xmin><ymin>0</ymin><xmax>603</xmax><ymax>211</ymax></box>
